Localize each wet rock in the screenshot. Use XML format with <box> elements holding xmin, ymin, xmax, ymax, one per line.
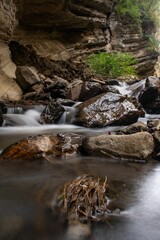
<box><xmin>119</xmin><ymin>121</ymin><xmax>148</xmax><ymax>135</ymax></box>
<box><xmin>138</xmin><ymin>76</ymin><xmax>160</xmax><ymax>105</ymax></box>
<box><xmin>40</xmin><ymin>102</ymin><xmax>65</xmax><ymax>124</ymax></box>
<box><xmin>74</xmin><ymin>93</ymin><xmax>143</xmax><ymax>128</ymax></box>
<box><xmin>82</xmin><ymin>132</ymin><xmax>154</xmax><ymax>159</ymax></box>
<box><xmin>56</xmin><ymin>98</ymin><xmax>75</xmax><ymax>107</ymax></box>
<box><xmin>0</xmin><ymin>133</ymin><xmax>83</xmax><ymax>161</ymax></box>
<box><xmin>15</xmin><ymin>66</ymin><xmax>40</xmax><ymax>92</ymax></box>
<box><xmin>68</xmin><ymin>79</ymin><xmax>83</xmax><ymax>101</ymax></box>
<box><xmin>79</xmin><ymin>81</ymin><xmax>102</xmax><ymax>101</ymax></box>
<box><xmin>0</xmin><ymin>109</ymin><xmax>3</xmax><ymax>126</ymax></box>
<box><xmin>143</xmin><ymin>99</ymin><xmax>160</xmax><ymax>114</ymax></box>
<box><xmin>102</xmin><ymin>85</ymin><xmax>120</xmax><ymax>94</ymax></box>
<box><xmin>105</xmin><ymin>79</ymin><xmax>120</xmax><ymax>86</ymax></box>
<box><xmin>0</xmin><ymin>100</ymin><xmax>7</xmax><ymax>114</ymax></box>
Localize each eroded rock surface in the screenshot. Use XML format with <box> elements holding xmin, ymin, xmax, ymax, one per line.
<box><xmin>74</xmin><ymin>92</ymin><xmax>143</xmax><ymax>127</ymax></box>
<box><xmin>82</xmin><ymin>132</ymin><xmax>155</xmax><ymax>159</ymax></box>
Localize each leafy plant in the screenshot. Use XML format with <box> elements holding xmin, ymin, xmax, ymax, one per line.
<box><xmin>115</xmin><ymin>0</ymin><xmax>160</xmax><ymax>25</ymax></box>
<box><xmin>86</xmin><ymin>52</ymin><xmax>137</xmax><ymax>78</ymax></box>
<box><xmin>146</xmin><ymin>34</ymin><xmax>160</xmax><ymax>51</ymax></box>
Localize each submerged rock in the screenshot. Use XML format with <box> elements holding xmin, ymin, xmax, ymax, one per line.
<box><xmin>82</xmin><ymin>132</ymin><xmax>154</xmax><ymax>159</ymax></box>
<box><xmin>40</xmin><ymin>102</ymin><xmax>65</xmax><ymax>124</ymax></box>
<box><xmin>0</xmin><ymin>133</ymin><xmax>83</xmax><ymax>161</ymax></box>
<box><xmin>74</xmin><ymin>92</ymin><xmax>143</xmax><ymax>128</ymax></box>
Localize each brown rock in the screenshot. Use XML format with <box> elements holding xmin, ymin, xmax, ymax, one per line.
<box><xmin>15</xmin><ymin>66</ymin><xmax>40</xmax><ymax>92</ymax></box>
<box><xmin>119</xmin><ymin>121</ymin><xmax>148</xmax><ymax>135</ymax></box>
<box><xmin>0</xmin><ymin>133</ymin><xmax>83</xmax><ymax>161</ymax></box>
<box><xmin>82</xmin><ymin>132</ymin><xmax>154</xmax><ymax>159</ymax></box>
<box><xmin>79</xmin><ymin>81</ymin><xmax>102</xmax><ymax>101</ymax></box>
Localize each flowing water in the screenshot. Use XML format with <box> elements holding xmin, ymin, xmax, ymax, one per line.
<box><xmin>1</xmin><ymin>89</ymin><xmax>160</xmax><ymax>239</ymax></box>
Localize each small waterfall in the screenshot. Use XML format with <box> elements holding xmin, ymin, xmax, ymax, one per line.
<box><xmin>7</xmin><ymin>107</ymin><xmax>24</xmax><ymax>114</ymax></box>
<box><xmin>3</xmin><ymin>109</ymin><xmax>41</xmax><ymax>126</ymax></box>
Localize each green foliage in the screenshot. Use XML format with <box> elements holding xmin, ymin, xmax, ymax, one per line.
<box><xmin>146</xmin><ymin>34</ymin><xmax>160</xmax><ymax>51</ymax></box>
<box><xmin>115</xmin><ymin>0</ymin><xmax>160</xmax><ymax>24</ymax></box>
<box><xmin>86</xmin><ymin>52</ymin><xmax>137</xmax><ymax>78</ymax></box>
<box><xmin>116</xmin><ymin>0</ymin><xmax>141</xmax><ymax>24</ymax></box>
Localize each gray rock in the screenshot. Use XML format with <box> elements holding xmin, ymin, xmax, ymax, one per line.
<box><xmin>82</xmin><ymin>132</ymin><xmax>154</xmax><ymax>159</ymax></box>
<box><xmin>74</xmin><ymin>92</ymin><xmax>144</xmax><ymax>127</ymax></box>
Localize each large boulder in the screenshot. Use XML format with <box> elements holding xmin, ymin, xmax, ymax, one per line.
<box><xmin>82</xmin><ymin>132</ymin><xmax>154</xmax><ymax>159</ymax></box>
<box><xmin>0</xmin><ymin>133</ymin><xmax>83</xmax><ymax>161</ymax></box>
<box><xmin>74</xmin><ymin>92</ymin><xmax>143</xmax><ymax>127</ymax></box>
<box><xmin>15</xmin><ymin>66</ymin><xmax>40</xmax><ymax>92</ymax></box>
<box><xmin>40</xmin><ymin>102</ymin><xmax>65</xmax><ymax>124</ymax></box>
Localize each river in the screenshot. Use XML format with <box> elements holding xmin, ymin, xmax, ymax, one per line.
<box><xmin>0</xmin><ymin>106</ymin><xmax>160</xmax><ymax>239</ymax></box>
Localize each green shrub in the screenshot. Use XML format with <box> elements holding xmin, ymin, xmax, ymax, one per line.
<box><xmin>146</xmin><ymin>34</ymin><xmax>160</xmax><ymax>51</ymax></box>
<box><xmin>86</xmin><ymin>52</ymin><xmax>137</xmax><ymax>78</ymax></box>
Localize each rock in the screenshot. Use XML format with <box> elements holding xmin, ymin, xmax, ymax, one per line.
<box><xmin>144</xmin><ymin>99</ymin><xmax>160</xmax><ymax>114</ymax></box>
<box><xmin>0</xmin><ymin>43</ymin><xmax>22</xmax><ymax>101</ymax></box>
<box><xmin>0</xmin><ymin>100</ymin><xmax>7</xmax><ymax>114</ymax></box>
<box><xmin>40</xmin><ymin>102</ymin><xmax>65</xmax><ymax>124</ymax></box>
<box><xmin>45</xmin><ymin>76</ymin><xmax>69</xmax><ymax>99</ymax></box>
<box><xmin>0</xmin><ymin>0</ymin><xmax>17</xmax><ymax>41</ymax></box>
<box><xmin>30</xmin><ymin>84</ymin><xmax>44</xmax><ymax>95</ymax></box>
<box><xmin>138</xmin><ymin>76</ymin><xmax>160</xmax><ymax>105</ymax></box>
<box><xmin>22</xmin><ymin>92</ymin><xmax>37</xmax><ymax>100</ymax></box>
<box><xmin>68</xmin><ymin>79</ymin><xmax>83</xmax><ymax>101</ymax></box>
<box><xmin>74</xmin><ymin>93</ymin><xmax>143</xmax><ymax>128</ymax></box>
<box><xmin>15</xmin><ymin>66</ymin><xmax>40</xmax><ymax>92</ymax></box>
<box><xmin>0</xmin><ymin>133</ymin><xmax>83</xmax><ymax>161</ymax></box>
<box><xmin>56</xmin><ymin>98</ymin><xmax>75</xmax><ymax>107</ymax></box>
<box><xmin>119</xmin><ymin>121</ymin><xmax>148</xmax><ymax>135</ymax></box>
<box><xmin>147</xmin><ymin>119</ymin><xmax>160</xmax><ymax>132</ymax></box>
<box><xmin>82</xmin><ymin>132</ymin><xmax>154</xmax><ymax>159</ymax></box>
<box><xmin>152</xmin><ymin>131</ymin><xmax>160</xmax><ymax>160</ymax></box>
<box><xmin>79</xmin><ymin>81</ymin><xmax>102</xmax><ymax>101</ymax></box>
<box><xmin>0</xmin><ymin>109</ymin><xmax>3</xmax><ymax>126</ymax></box>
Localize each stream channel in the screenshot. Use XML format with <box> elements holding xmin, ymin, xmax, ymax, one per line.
<box><xmin>1</xmin><ymin>81</ymin><xmax>160</xmax><ymax>240</ymax></box>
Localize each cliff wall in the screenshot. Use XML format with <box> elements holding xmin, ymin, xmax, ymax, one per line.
<box><xmin>0</xmin><ymin>0</ymin><xmax>158</xmax><ymax>101</ymax></box>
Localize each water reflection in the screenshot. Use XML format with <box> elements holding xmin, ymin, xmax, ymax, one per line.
<box><xmin>0</xmin><ymin>158</ymin><xmax>158</xmax><ymax>240</ymax></box>
<box><xmin>92</xmin><ymin>164</ymin><xmax>160</xmax><ymax>240</ymax></box>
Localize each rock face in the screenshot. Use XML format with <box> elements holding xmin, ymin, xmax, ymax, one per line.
<box><xmin>0</xmin><ymin>0</ymin><xmax>158</xmax><ymax>101</ymax></box>
<box><xmin>110</xmin><ymin>13</ymin><xmax>158</xmax><ymax>77</ymax></box>
<box><xmin>0</xmin><ymin>133</ymin><xmax>83</xmax><ymax>161</ymax></box>
<box><xmin>82</xmin><ymin>132</ymin><xmax>154</xmax><ymax>159</ymax></box>
<box><xmin>74</xmin><ymin>92</ymin><xmax>143</xmax><ymax>127</ymax></box>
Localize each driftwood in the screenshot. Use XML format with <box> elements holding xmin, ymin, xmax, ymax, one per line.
<box><xmin>53</xmin><ymin>174</ymin><xmax>112</xmax><ymax>222</ymax></box>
